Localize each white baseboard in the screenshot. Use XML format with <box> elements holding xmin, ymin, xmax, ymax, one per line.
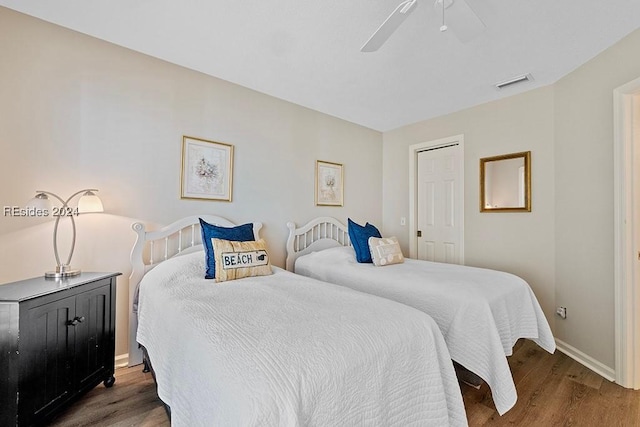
<box><xmin>555</xmin><ymin>338</ymin><xmax>615</xmax><ymax>382</ymax></box>
<box><xmin>115</xmin><ymin>353</ymin><xmax>129</xmax><ymax>368</ymax></box>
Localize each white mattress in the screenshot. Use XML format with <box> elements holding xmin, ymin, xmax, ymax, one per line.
<box><xmin>136</xmin><ymin>251</ymin><xmax>468</xmax><ymax>426</ymax></box>
<box><xmin>295</xmin><ymin>246</ymin><xmax>556</xmax><ymax>415</ymax></box>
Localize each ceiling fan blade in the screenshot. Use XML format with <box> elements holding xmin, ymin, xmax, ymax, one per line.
<box><xmin>361</xmin><ymin>0</ymin><xmax>419</xmax><ymax>52</ymax></box>
<box><xmin>446</xmin><ymin>0</ymin><xmax>485</xmax><ymax>43</ymax></box>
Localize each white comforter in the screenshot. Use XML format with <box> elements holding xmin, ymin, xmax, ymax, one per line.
<box><xmin>295</xmin><ymin>247</ymin><xmax>556</xmax><ymax>415</ymax></box>
<box><xmin>137</xmin><ymin>251</ymin><xmax>468</xmax><ymax>426</ymax></box>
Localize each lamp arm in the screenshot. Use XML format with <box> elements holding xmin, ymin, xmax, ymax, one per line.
<box><xmin>66</xmin><ymin>188</ymin><xmax>99</xmax><ymax>203</ymax></box>
<box><xmin>36</xmin><ymin>189</ymin><xmax>99</xmax><ymax>206</ymax></box>
<box><xmin>50</xmin><ymin>213</ymin><xmax>77</xmax><ymax>267</ymax></box>
<box><xmin>36</xmin><ymin>191</ymin><xmax>65</xmax><ymax>267</ymax></box>
<box><xmin>36</xmin><ymin>189</ymin><xmax>96</xmax><ymax>268</ymax></box>
<box><xmin>35</xmin><ymin>189</ymin><xmax>98</xmax><ymax>206</ymax></box>
<box><xmin>64</xmin><ymin>214</ymin><xmax>77</xmax><ymax>267</ymax></box>
<box><xmin>62</xmin><ymin>190</ymin><xmax>97</xmax><ymax>266</ymax></box>
<box><xmin>36</xmin><ymin>190</ymin><xmax>65</xmax><ymax>206</ymax></box>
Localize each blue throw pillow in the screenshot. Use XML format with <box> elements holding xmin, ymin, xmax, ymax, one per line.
<box><xmin>199</xmin><ymin>218</ymin><xmax>255</xmax><ymax>279</ymax></box>
<box><xmin>347</xmin><ymin>218</ymin><xmax>382</xmax><ymax>263</ymax></box>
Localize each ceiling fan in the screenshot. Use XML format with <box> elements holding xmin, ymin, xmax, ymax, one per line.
<box><xmin>361</xmin><ymin>0</ymin><xmax>486</xmax><ymax>52</ymax></box>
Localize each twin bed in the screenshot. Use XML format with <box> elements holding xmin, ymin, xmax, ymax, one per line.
<box><xmin>129</xmin><ymin>214</ymin><xmax>554</xmax><ymax>425</ymax></box>
<box><xmin>130</xmin><ymin>215</ymin><xmax>467</xmax><ymax>426</ymax></box>
<box><xmin>286</xmin><ymin>217</ymin><xmax>555</xmax><ymax>416</ymax></box>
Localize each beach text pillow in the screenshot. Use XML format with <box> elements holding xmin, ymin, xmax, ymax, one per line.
<box><xmin>212</xmin><ymin>238</ymin><xmax>272</xmax><ymax>282</ymax></box>
<box><xmin>200</xmin><ymin>219</ymin><xmax>255</xmax><ymax>279</ymax></box>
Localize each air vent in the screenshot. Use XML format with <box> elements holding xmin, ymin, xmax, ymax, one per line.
<box><xmin>494</xmin><ymin>73</ymin><xmax>533</xmax><ymax>90</ymax></box>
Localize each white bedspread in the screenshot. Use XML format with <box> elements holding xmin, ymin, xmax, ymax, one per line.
<box><xmin>137</xmin><ymin>251</ymin><xmax>468</xmax><ymax>426</ymax></box>
<box><xmin>295</xmin><ymin>247</ymin><xmax>555</xmax><ymax>415</ymax></box>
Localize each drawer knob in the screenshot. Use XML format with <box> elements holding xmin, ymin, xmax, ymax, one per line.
<box><xmin>66</xmin><ymin>316</ymin><xmax>86</xmax><ymax>326</ymax></box>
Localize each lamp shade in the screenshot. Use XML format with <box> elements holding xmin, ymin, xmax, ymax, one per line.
<box><xmin>26</xmin><ymin>193</ymin><xmax>52</xmax><ymax>211</ymax></box>
<box><xmin>77</xmin><ymin>191</ymin><xmax>104</xmax><ymax>213</ymax></box>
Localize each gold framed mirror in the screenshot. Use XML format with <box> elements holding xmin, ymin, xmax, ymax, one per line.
<box><xmin>480</xmin><ymin>151</ymin><xmax>531</xmax><ymax>212</ymax></box>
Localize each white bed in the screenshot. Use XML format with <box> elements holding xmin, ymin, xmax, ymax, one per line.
<box><xmin>286</xmin><ymin>217</ymin><xmax>556</xmax><ymax>416</ymax></box>
<box><xmin>129</xmin><ymin>215</ymin><xmax>468</xmax><ymax>426</ymax></box>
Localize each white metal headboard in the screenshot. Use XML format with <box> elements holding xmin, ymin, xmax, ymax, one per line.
<box><xmin>285</xmin><ymin>217</ymin><xmax>351</xmax><ymax>272</ymax></box>
<box><xmin>128</xmin><ymin>214</ymin><xmax>262</xmax><ymax>366</ymax></box>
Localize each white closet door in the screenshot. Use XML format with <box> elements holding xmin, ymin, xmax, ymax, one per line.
<box><xmin>417</xmin><ymin>145</ymin><xmax>463</xmax><ymax>264</ymax></box>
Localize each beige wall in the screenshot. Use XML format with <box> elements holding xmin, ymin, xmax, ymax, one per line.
<box><xmin>3</xmin><ymin>5</ymin><xmax>640</xmax><ymax>374</ymax></box>
<box><xmin>554</xmin><ymin>29</ymin><xmax>640</xmax><ymax>368</ymax></box>
<box><xmin>635</xmin><ymin>95</ymin><xmax>640</xmax><ymax>139</ymax></box>
<box><xmin>0</xmin><ymin>7</ymin><xmax>382</xmax><ymax>359</ymax></box>
<box><xmin>383</xmin><ymin>87</ymin><xmax>556</xmax><ymax>329</ymax></box>
<box><xmin>384</xmin><ymin>28</ymin><xmax>640</xmax><ymax>371</ymax></box>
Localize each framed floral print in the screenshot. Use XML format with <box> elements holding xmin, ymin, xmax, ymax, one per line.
<box><xmin>315</xmin><ymin>160</ymin><xmax>343</xmax><ymax>206</ymax></box>
<box><xmin>181</xmin><ymin>136</ymin><xmax>234</xmax><ymax>201</ymax></box>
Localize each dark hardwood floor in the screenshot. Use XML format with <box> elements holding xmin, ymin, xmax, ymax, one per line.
<box><xmin>49</xmin><ymin>340</ymin><xmax>640</xmax><ymax>426</ymax></box>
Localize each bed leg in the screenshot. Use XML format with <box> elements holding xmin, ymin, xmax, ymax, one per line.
<box><xmin>142</xmin><ymin>358</ymin><xmax>151</xmax><ymax>373</ymax></box>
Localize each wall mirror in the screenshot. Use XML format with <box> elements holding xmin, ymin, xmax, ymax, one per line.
<box><xmin>480</xmin><ymin>151</ymin><xmax>531</xmax><ymax>212</ymax></box>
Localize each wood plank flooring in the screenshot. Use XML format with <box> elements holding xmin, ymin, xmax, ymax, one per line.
<box><xmin>48</xmin><ymin>367</ymin><xmax>169</xmax><ymax>427</ymax></box>
<box><xmin>462</xmin><ymin>340</ymin><xmax>640</xmax><ymax>426</ymax></box>
<box><xmin>49</xmin><ymin>339</ymin><xmax>640</xmax><ymax>426</ymax></box>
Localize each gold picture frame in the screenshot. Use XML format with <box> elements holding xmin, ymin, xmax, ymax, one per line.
<box><xmin>315</xmin><ymin>160</ymin><xmax>344</xmax><ymax>206</ymax></box>
<box><xmin>480</xmin><ymin>151</ymin><xmax>531</xmax><ymax>212</ymax></box>
<box><xmin>181</xmin><ymin>136</ymin><xmax>234</xmax><ymax>201</ymax></box>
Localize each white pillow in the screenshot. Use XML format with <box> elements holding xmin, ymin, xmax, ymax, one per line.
<box><xmin>368</xmin><ymin>236</ymin><xmax>404</xmax><ymax>266</ymax></box>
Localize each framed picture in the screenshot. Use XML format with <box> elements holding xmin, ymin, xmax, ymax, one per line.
<box><xmin>315</xmin><ymin>160</ymin><xmax>344</xmax><ymax>206</ymax></box>
<box><xmin>181</xmin><ymin>136</ymin><xmax>234</xmax><ymax>201</ymax></box>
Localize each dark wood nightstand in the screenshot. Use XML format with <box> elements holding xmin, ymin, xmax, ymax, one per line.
<box><xmin>0</xmin><ymin>272</ymin><xmax>120</xmax><ymax>426</ymax></box>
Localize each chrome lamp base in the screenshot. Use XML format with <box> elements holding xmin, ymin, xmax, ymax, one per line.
<box><xmin>45</xmin><ymin>265</ymin><xmax>81</xmax><ymax>279</ymax></box>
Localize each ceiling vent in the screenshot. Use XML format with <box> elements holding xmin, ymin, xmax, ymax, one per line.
<box><xmin>494</xmin><ymin>73</ymin><xmax>533</xmax><ymax>90</ymax></box>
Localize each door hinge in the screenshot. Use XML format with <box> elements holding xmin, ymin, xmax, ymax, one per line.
<box><xmin>417</xmin><ymin>230</ymin><xmax>422</xmax><ymax>237</ymax></box>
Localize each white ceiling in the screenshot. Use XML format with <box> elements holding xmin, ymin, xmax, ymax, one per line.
<box><xmin>2</xmin><ymin>0</ymin><xmax>640</xmax><ymax>131</ymax></box>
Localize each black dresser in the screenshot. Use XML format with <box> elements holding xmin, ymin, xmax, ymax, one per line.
<box><xmin>0</xmin><ymin>272</ymin><xmax>120</xmax><ymax>426</ymax></box>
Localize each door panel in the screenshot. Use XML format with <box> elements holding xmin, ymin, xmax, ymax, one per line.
<box><xmin>75</xmin><ymin>284</ymin><xmax>111</xmax><ymax>389</ymax></box>
<box><xmin>425</xmin><ymin>181</ymin><xmax>436</xmax><ymax>226</ymax></box>
<box><xmin>444</xmin><ymin>243</ymin><xmax>456</xmax><ymax>264</ymax></box>
<box><xmin>417</xmin><ymin>145</ymin><xmax>463</xmax><ymax>264</ymax></box>
<box><xmin>424</xmin><ymin>241</ymin><xmax>435</xmax><ymax>261</ymax></box>
<box><xmin>444</xmin><ymin>179</ymin><xmax>455</xmax><ymax>227</ymax></box>
<box><xmin>21</xmin><ymin>296</ymin><xmax>75</xmax><ymax>420</ymax></box>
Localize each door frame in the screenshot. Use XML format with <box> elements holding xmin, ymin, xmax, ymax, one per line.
<box><xmin>409</xmin><ymin>134</ymin><xmax>465</xmax><ymax>261</ymax></box>
<box><xmin>614</xmin><ymin>76</ymin><xmax>640</xmax><ymax>389</ymax></box>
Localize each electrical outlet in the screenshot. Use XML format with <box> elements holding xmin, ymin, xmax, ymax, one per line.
<box><xmin>556</xmin><ymin>306</ymin><xmax>567</xmax><ymax>319</ymax></box>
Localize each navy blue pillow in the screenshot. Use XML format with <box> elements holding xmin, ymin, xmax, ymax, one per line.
<box><xmin>347</xmin><ymin>218</ymin><xmax>382</xmax><ymax>263</ymax></box>
<box><xmin>199</xmin><ymin>219</ymin><xmax>255</xmax><ymax>279</ymax></box>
